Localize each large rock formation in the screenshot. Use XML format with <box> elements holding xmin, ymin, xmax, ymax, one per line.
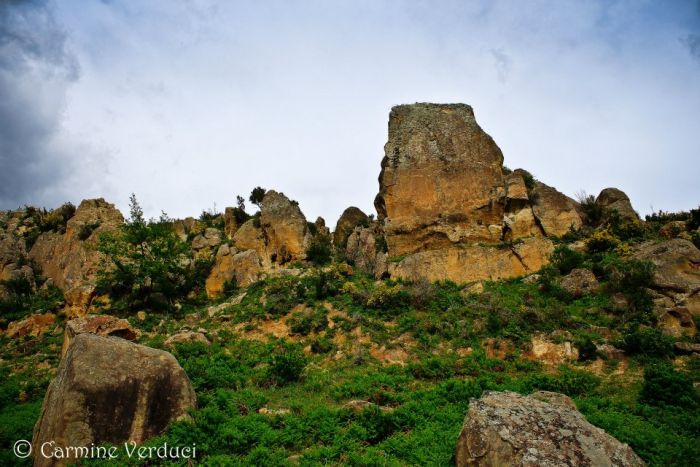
<box><xmin>33</xmin><ymin>334</ymin><xmax>196</xmax><ymax>467</ymax></box>
<box><xmin>334</xmin><ymin>207</ymin><xmax>369</xmax><ymax>248</ymax></box>
<box><xmin>634</xmin><ymin>239</ymin><xmax>700</xmax><ymax>336</ymax></box>
<box><xmin>596</xmin><ymin>188</ymin><xmax>639</xmax><ymax>222</ymax></box>
<box><xmin>374</xmin><ymin>103</ymin><xmax>559</xmax><ymax>283</ymax></box>
<box><xmin>0</xmin><ymin>211</ymin><xmax>33</xmax><ymax>299</ymax></box>
<box><xmin>28</xmin><ymin>199</ymin><xmax>124</xmax><ymax>316</ymax></box>
<box><xmin>455</xmin><ymin>391</ymin><xmax>644</xmax><ymax>467</ymax></box>
<box><xmin>260</xmin><ymin>190</ymin><xmax>309</xmax><ymax>264</ymax></box>
<box><xmin>205</xmin><ymin>247</ymin><xmax>263</xmax><ymax>297</ymax></box>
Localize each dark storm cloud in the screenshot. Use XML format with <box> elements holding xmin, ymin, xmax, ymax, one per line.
<box><xmin>0</xmin><ymin>0</ymin><xmax>79</xmax><ymax>209</ymax></box>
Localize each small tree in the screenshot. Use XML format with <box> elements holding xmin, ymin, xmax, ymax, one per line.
<box><xmin>96</xmin><ymin>194</ymin><xmax>200</xmax><ymax>312</ymax></box>
<box><xmin>249</xmin><ymin>187</ymin><xmax>266</xmax><ymax>208</ymax></box>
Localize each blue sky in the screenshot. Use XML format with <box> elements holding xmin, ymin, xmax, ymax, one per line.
<box><xmin>1</xmin><ymin>0</ymin><xmax>699</xmax><ymax>225</ymax></box>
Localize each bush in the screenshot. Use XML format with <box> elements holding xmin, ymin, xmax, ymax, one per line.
<box><xmin>249</xmin><ymin>187</ymin><xmax>266</xmax><ymax>207</ymax></box>
<box><xmin>551</xmin><ymin>245</ymin><xmax>585</xmax><ymax>275</ymax></box>
<box><xmin>267</xmin><ymin>344</ymin><xmax>308</xmax><ymax>385</ymax></box>
<box><xmin>288</xmin><ymin>306</ymin><xmax>328</xmax><ymax>336</ymax></box>
<box><xmin>640</xmin><ymin>363</ymin><xmax>699</xmax><ymax>408</ymax></box>
<box><xmin>576</xmin><ymin>191</ymin><xmax>604</xmax><ymax>226</ymax></box>
<box><xmin>619</xmin><ymin>327</ymin><xmax>673</xmax><ymax>359</ymax></box>
<box><xmin>586</xmin><ymin>228</ymin><xmax>620</xmax><ymax>254</ymax></box>
<box><xmin>77</xmin><ymin>221</ymin><xmax>100</xmax><ymax>241</ymax></box>
<box><xmin>306</xmin><ymin>233</ymin><xmax>332</xmax><ymax>266</ymax></box>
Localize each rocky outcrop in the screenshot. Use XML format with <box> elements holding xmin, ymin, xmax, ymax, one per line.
<box><xmin>28</xmin><ymin>199</ymin><xmax>124</xmax><ymax>316</ymax></box>
<box><xmin>560</xmin><ymin>268</ymin><xmax>599</xmax><ymax>297</ymax></box>
<box><xmin>389</xmin><ymin>238</ymin><xmax>553</xmax><ymax>284</ymax></box>
<box><xmin>530</xmin><ymin>180</ymin><xmax>582</xmax><ymax>237</ymax></box>
<box><xmin>33</xmin><ymin>334</ymin><xmax>196</xmax><ymax>467</ymax></box>
<box><xmin>455</xmin><ymin>391</ymin><xmax>644</xmax><ymax>467</ymax></box>
<box><xmin>334</xmin><ymin>207</ymin><xmax>369</xmax><ymax>248</ymax></box>
<box><xmin>205</xmin><ymin>248</ymin><xmax>263</xmax><ymax>297</ymax></box>
<box><xmin>5</xmin><ymin>313</ymin><xmax>56</xmax><ymax>338</ymax></box>
<box><xmin>165</xmin><ymin>330</ymin><xmax>210</xmax><ymax>347</ymax></box>
<box><xmin>61</xmin><ymin>314</ymin><xmax>137</xmax><ymax>356</ymax></box>
<box><xmin>345</xmin><ymin>222</ymin><xmax>388</xmax><ymax>278</ymax></box>
<box><xmin>596</xmin><ymin>188</ymin><xmax>639</xmax><ymax>222</ymax></box>
<box><xmin>260</xmin><ymin>190</ymin><xmax>309</xmax><ymax>264</ymax></box>
<box><xmin>375</xmin><ymin>104</ymin><xmax>506</xmax><ymax>256</ymax></box>
<box><xmin>373</xmin><ymin>103</ymin><xmax>563</xmax><ymax>284</ymax></box>
<box><xmin>634</xmin><ymin>239</ymin><xmax>700</xmax><ymax>318</ymax></box>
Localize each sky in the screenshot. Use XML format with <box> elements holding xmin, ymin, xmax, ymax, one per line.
<box><xmin>1</xmin><ymin>0</ymin><xmax>699</xmax><ymax>226</ymax></box>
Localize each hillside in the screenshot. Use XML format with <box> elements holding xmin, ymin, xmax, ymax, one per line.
<box><xmin>1</xmin><ymin>104</ymin><xmax>699</xmax><ymax>466</ymax></box>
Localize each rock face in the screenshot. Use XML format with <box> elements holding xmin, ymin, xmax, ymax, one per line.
<box><xmin>345</xmin><ymin>222</ymin><xmax>388</xmax><ymax>278</ymax></box>
<box><xmin>205</xmin><ymin>248</ymin><xmax>263</xmax><ymax>297</ymax></box>
<box><xmin>455</xmin><ymin>391</ymin><xmax>644</xmax><ymax>467</ymax></box>
<box><xmin>260</xmin><ymin>190</ymin><xmax>309</xmax><ymax>264</ymax></box>
<box><xmin>634</xmin><ymin>239</ymin><xmax>700</xmax><ymax>321</ymax></box>
<box><xmin>596</xmin><ymin>188</ymin><xmax>639</xmax><ymax>222</ymax></box>
<box><xmin>61</xmin><ymin>314</ymin><xmax>137</xmax><ymax>356</ymax></box>
<box><xmin>560</xmin><ymin>268</ymin><xmax>600</xmax><ymax>297</ymax></box>
<box><xmin>334</xmin><ymin>207</ymin><xmax>369</xmax><ymax>248</ymax></box>
<box><xmin>530</xmin><ymin>180</ymin><xmax>582</xmax><ymax>237</ymax></box>
<box><xmin>375</xmin><ymin>103</ymin><xmax>506</xmax><ymax>256</ymax></box>
<box><xmin>33</xmin><ymin>334</ymin><xmax>196</xmax><ymax>467</ymax></box>
<box><xmin>28</xmin><ymin>199</ymin><xmax>123</xmax><ymax>316</ymax></box>
<box><xmin>374</xmin><ymin>104</ymin><xmax>558</xmax><ymax>284</ymax></box>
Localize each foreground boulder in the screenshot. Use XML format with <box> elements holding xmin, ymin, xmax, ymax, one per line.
<box><xmin>455</xmin><ymin>391</ymin><xmax>644</xmax><ymax>466</ymax></box>
<box><xmin>374</xmin><ymin>104</ymin><xmax>555</xmax><ymax>284</ymax></box>
<box><xmin>60</xmin><ymin>314</ymin><xmax>137</xmax><ymax>356</ymax></box>
<box><xmin>33</xmin><ymin>334</ymin><xmax>196</xmax><ymax>467</ymax></box>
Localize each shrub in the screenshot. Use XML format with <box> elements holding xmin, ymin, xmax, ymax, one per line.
<box><xmin>619</xmin><ymin>327</ymin><xmax>673</xmax><ymax>359</ymax></box>
<box><xmin>95</xmin><ymin>194</ymin><xmax>202</xmax><ymax>312</ymax></box>
<box><xmin>575</xmin><ymin>335</ymin><xmax>598</xmax><ymax>362</ymax></box>
<box><xmin>249</xmin><ymin>187</ymin><xmax>266</xmax><ymax>207</ymax></box>
<box><xmin>77</xmin><ymin>221</ymin><xmax>100</xmax><ymax>241</ymax></box>
<box><xmin>306</xmin><ymin>233</ymin><xmax>332</xmax><ymax>266</ymax></box>
<box><xmin>640</xmin><ymin>363</ymin><xmax>699</xmax><ymax>408</ymax></box>
<box><xmin>267</xmin><ymin>344</ymin><xmax>308</xmax><ymax>385</ymax></box>
<box><xmin>576</xmin><ymin>191</ymin><xmax>604</xmax><ymax>226</ymax></box>
<box><xmin>288</xmin><ymin>306</ymin><xmax>328</xmax><ymax>336</ymax></box>
<box><xmin>551</xmin><ymin>245</ymin><xmax>584</xmax><ymax>275</ymax></box>
<box><xmin>586</xmin><ymin>228</ymin><xmax>620</xmax><ymax>254</ymax></box>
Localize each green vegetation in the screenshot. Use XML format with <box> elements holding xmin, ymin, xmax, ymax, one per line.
<box><xmin>95</xmin><ymin>194</ymin><xmax>209</xmax><ymax>313</ymax></box>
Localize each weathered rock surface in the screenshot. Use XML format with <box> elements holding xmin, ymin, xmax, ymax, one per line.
<box><xmin>560</xmin><ymin>268</ymin><xmax>599</xmax><ymax>297</ymax></box>
<box><xmin>334</xmin><ymin>207</ymin><xmax>369</xmax><ymax>248</ymax></box>
<box><xmin>5</xmin><ymin>313</ymin><xmax>56</xmax><ymax>338</ymax></box>
<box><xmin>596</xmin><ymin>188</ymin><xmax>639</xmax><ymax>222</ymax></box>
<box><xmin>633</xmin><ymin>239</ymin><xmax>700</xmax><ymax>318</ymax></box>
<box><xmin>205</xmin><ymin>248</ymin><xmax>263</xmax><ymax>297</ymax></box>
<box><xmin>455</xmin><ymin>390</ymin><xmax>644</xmax><ymax>467</ymax></box>
<box><xmin>164</xmin><ymin>331</ymin><xmax>210</xmax><ymax>347</ymax></box>
<box><xmin>375</xmin><ymin>103</ymin><xmax>506</xmax><ymax>256</ymax></box>
<box><xmin>28</xmin><ymin>199</ymin><xmax>124</xmax><ymax>316</ymax></box>
<box><xmin>61</xmin><ymin>314</ymin><xmax>137</xmax><ymax>356</ymax></box>
<box><xmin>530</xmin><ymin>180</ymin><xmax>582</xmax><ymax>237</ymax></box>
<box><xmin>389</xmin><ymin>237</ymin><xmax>553</xmax><ymax>284</ymax></box>
<box><xmin>372</xmin><ymin>103</ymin><xmax>573</xmax><ymax>284</ymax></box>
<box><xmin>345</xmin><ymin>223</ymin><xmax>387</xmax><ymax>278</ymax></box>
<box><xmin>260</xmin><ymin>190</ymin><xmax>309</xmax><ymax>264</ymax></box>
<box><xmin>33</xmin><ymin>334</ymin><xmax>196</xmax><ymax>467</ymax></box>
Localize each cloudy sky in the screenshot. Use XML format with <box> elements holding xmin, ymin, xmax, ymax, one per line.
<box><xmin>1</xmin><ymin>0</ymin><xmax>699</xmax><ymax>225</ymax></box>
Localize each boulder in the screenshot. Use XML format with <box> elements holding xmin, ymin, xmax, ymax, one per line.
<box><xmin>33</xmin><ymin>334</ymin><xmax>196</xmax><ymax>467</ymax></box>
<box><xmin>596</xmin><ymin>188</ymin><xmax>639</xmax><ymax>222</ymax></box>
<box><xmin>61</xmin><ymin>314</ymin><xmax>137</xmax><ymax>357</ymax></box>
<box><xmin>28</xmin><ymin>199</ymin><xmax>123</xmax><ymax>316</ymax></box>
<box><xmin>375</xmin><ymin>103</ymin><xmax>506</xmax><ymax>256</ymax></box>
<box><xmin>530</xmin><ymin>181</ymin><xmax>582</xmax><ymax>237</ymax></box>
<box><xmin>333</xmin><ymin>207</ymin><xmax>369</xmax><ymax>248</ymax></box>
<box><xmin>560</xmin><ymin>268</ymin><xmax>599</xmax><ymax>297</ymax></box>
<box><xmin>314</xmin><ymin>216</ymin><xmax>331</xmax><ymax>238</ymax></box>
<box><xmin>6</xmin><ymin>313</ymin><xmax>56</xmax><ymax>338</ymax></box>
<box><xmin>260</xmin><ymin>190</ymin><xmax>309</xmax><ymax>264</ymax></box>
<box><xmin>164</xmin><ymin>331</ymin><xmax>210</xmax><ymax>347</ymax></box>
<box><xmin>232</xmin><ymin>219</ymin><xmax>266</xmax><ymax>255</ymax></box>
<box><xmin>455</xmin><ymin>390</ymin><xmax>644</xmax><ymax>467</ymax></box>
<box><xmin>345</xmin><ymin>223</ymin><xmax>386</xmax><ymax>276</ymax></box>
<box><xmin>205</xmin><ymin>249</ymin><xmax>263</xmax><ymax>297</ymax></box>
<box><xmin>633</xmin><ymin>239</ymin><xmax>700</xmax><ymax>317</ymax></box>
